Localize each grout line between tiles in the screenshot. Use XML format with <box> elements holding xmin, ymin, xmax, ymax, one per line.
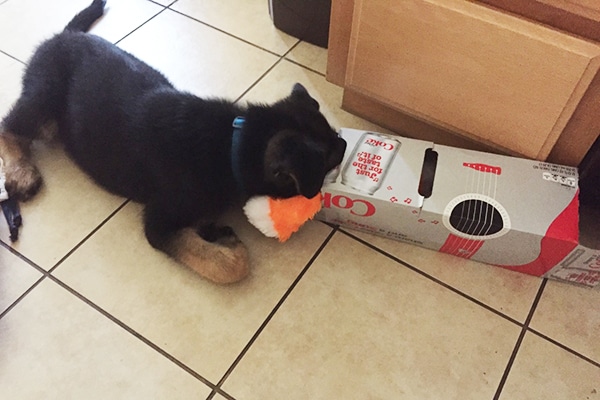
<box><xmin>338</xmin><ymin>228</ymin><xmax>524</xmax><ymax>326</ymax></box>
<box><xmin>209</xmin><ymin>226</ymin><xmax>339</xmax><ymax>397</ymax></box>
<box><xmin>527</xmin><ymin>328</ymin><xmax>600</xmax><ymax>369</ymax></box>
<box><xmin>48</xmin><ymin>199</ymin><xmax>130</xmax><ymax>274</ymax></box>
<box><xmin>233</xmin><ymin>40</ymin><xmax>301</xmax><ymax>104</ymax></box>
<box><xmin>208</xmin><ymin>387</ymin><xmax>236</xmax><ymax>400</ymax></box>
<box><xmin>45</xmin><ymin>273</ymin><xmax>217</xmax><ymax>391</ymax></box>
<box><xmin>147</xmin><ymin>0</ymin><xmax>174</xmax><ymax>7</ymax></box>
<box><xmin>0</xmin><ymin>49</ymin><xmax>26</xmax><ymax>65</ymax></box>
<box><xmin>283</xmin><ymin>57</ymin><xmax>326</xmax><ymax>78</ymax></box>
<box><xmin>167</xmin><ymin>7</ymin><xmax>297</xmax><ymax>59</ymax></box>
<box><xmin>1</xmin><ymin>198</ymin><xmax>129</xmax><ymax>319</ymax></box>
<box><xmin>2</xmin><ymin>3</ymin><xmax>168</xmax><ymax>64</ymax></box>
<box><xmin>0</xmin><ymin>275</ymin><xmax>47</xmax><ymax>320</ymax></box>
<box><xmin>492</xmin><ymin>279</ymin><xmax>547</xmax><ymax>400</ymax></box>
<box><xmin>233</xmin><ymin>58</ymin><xmax>284</xmax><ymax>104</ymax></box>
<box><xmin>0</xmin><ymin>240</ymin><xmax>47</xmax><ymax>275</ymax></box>
<box><xmin>339</xmin><ymin>229</ymin><xmax>592</xmax><ymax>398</ymax></box>
<box><xmin>113</xmin><ymin>6</ymin><xmax>169</xmax><ymax>46</ymax></box>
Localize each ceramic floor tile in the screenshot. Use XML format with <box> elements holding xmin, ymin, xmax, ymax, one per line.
<box><xmin>530</xmin><ymin>280</ymin><xmax>600</xmax><ymax>364</ymax></box>
<box><xmin>0</xmin><ymin>52</ymin><xmax>24</xmax><ymax>116</ymax></box>
<box><xmin>240</xmin><ymin>59</ymin><xmax>391</xmax><ymax>133</ymax></box>
<box><xmin>117</xmin><ymin>8</ymin><xmax>279</xmax><ymax>99</ymax></box>
<box><xmin>499</xmin><ymin>332</ymin><xmax>600</xmax><ymax>400</ymax></box>
<box><xmin>171</xmin><ymin>0</ymin><xmax>298</xmax><ymax>55</ymax></box>
<box><xmin>0</xmin><ymin>0</ymin><xmax>163</xmax><ymax>62</ymax></box>
<box><xmin>54</xmin><ymin>202</ymin><xmax>332</xmax><ymax>382</ymax></box>
<box><xmin>349</xmin><ymin>230</ymin><xmax>542</xmax><ymax>323</ymax></box>
<box><xmin>222</xmin><ymin>233</ymin><xmax>522</xmax><ymax>399</ymax></box>
<box><xmin>3</xmin><ymin>143</ymin><xmax>125</xmax><ymax>269</ymax></box>
<box><xmin>0</xmin><ymin>247</ymin><xmax>42</xmax><ymax>314</ymax></box>
<box><xmin>286</xmin><ymin>41</ymin><xmax>328</xmax><ymax>75</ymax></box>
<box><xmin>0</xmin><ymin>279</ymin><xmax>211</xmax><ymax>398</ymax></box>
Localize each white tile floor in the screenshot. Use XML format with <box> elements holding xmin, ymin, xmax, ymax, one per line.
<box><xmin>0</xmin><ymin>1</ymin><xmax>599</xmax><ymax>399</ymax></box>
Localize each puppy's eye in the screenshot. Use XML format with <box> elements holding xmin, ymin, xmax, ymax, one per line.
<box><xmin>273</xmin><ymin>169</ymin><xmax>301</xmax><ymax>195</ymax></box>
<box><xmin>274</xmin><ymin>170</ymin><xmax>293</xmax><ymax>184</ymax></box>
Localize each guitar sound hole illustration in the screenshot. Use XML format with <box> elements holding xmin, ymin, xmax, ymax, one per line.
<box><xmin>448</xmin><ymin>199</ymin><xmax>504</xmax><ymax>237</ymax></box>
<box><xmin>443</xmin><ymin>194</ymin><xmax>510</xmax><ymax>240</ymax></box>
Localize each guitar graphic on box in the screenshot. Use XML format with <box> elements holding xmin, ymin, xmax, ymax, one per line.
<box><xmin>440</xmin><ymin>162</ymin><xmax>509</xmax><ymax>258</ymax></box>
<box><xmin>438</xmin><ymin>161</ymin><xmax>578</xmax><ymax>276</ymax></box>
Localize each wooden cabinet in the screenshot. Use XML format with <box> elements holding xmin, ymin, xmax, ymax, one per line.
<box><xmin>328</xmin><ymin>0</ymin><xmax>600</xmax><ymax>166</ymax></box>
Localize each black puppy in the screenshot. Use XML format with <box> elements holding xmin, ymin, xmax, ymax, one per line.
<box><xmin>0</xmin><ymin>0</ymin><xmax>346</xmax><ymax>283</ymax></box>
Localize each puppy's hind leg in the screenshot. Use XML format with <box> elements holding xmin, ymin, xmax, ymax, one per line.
<box><xmin>144</xmin><ymin>208</ymin><xmax>250</xmax><ymax>284</ymax></box>
<box><xmin>0</xmin><ymin>129</ymin><xmax>43</xmax><ymax>202</ymax></box>
<box><xmin>1</xmin><ymin>35</ymin><xmax>71</xmax><ymax>201</ymax></box>
<box><xmin>0</xmin><ymin>94</ymin><xmax>60</xmax><ymax>201</ymax></box>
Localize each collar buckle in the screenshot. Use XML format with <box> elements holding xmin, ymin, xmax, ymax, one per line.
<box><xmin>232</xmin><ymin>116</ymin><xmax>245</xmax><ymax>129</ymax></box>
<box><xmin>231</xmin><ymin>116</ymin><xmax>246</xmax><ymax>194</ymax></box>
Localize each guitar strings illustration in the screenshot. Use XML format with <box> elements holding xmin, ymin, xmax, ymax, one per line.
<box><xmin>465</xmin><ymin>165</ymin><xmax>498</xmax><ymax>254</ymax></box>
<box><xmin>448</xmin><ymin>164</ymin><xmax>499</xmax><ymax>257</ymax></box>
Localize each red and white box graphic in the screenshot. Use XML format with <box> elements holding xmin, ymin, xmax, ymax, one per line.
<box><xmin>318</xmin><ymin>128</ymin><xmax>599</xmax><ymax>287</ymax></box>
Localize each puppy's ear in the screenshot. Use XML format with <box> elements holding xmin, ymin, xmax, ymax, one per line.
<box><xmin>292</xmin><ymin>83</ymin><xmax>309</xmax><ymax>96</ymax></box>
<box><xmin>291</xmin><ymin>83</ymin><xmax>320</xmax><ymax>110</ymax></box>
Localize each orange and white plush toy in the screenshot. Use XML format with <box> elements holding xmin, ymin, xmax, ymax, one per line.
<box><xmin>243</xmin><ymin>193</ymin><xmax>323</xmax><ymax>242</ymax></box>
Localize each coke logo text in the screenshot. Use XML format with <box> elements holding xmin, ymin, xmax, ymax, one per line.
<box><xmin>364</xmin><ymin>138</ymin><xmax>394</xmax><ymax>151</ymax></box>
<box><xmin>322</xmin><ymin>192</ymin><xmax>376</xmax><ymax>217</ymax></box>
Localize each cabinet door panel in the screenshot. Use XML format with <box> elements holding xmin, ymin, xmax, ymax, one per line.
<box><xmin>346</xmin><ymin>0</ymin><xmax>600</xmax><ymax>159</ymax></box>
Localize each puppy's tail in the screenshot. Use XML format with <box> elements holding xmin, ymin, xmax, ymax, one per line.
<box><xmin>64</xmin><ymin>0</ymin><xmax>106</xmax><ymax>33</ymax></box>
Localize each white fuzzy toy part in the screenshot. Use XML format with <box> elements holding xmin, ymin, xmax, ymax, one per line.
<box><xmin>243</xmin><ymin>196</ymin><xmax>279</xmax><ymax>239</ymax></box>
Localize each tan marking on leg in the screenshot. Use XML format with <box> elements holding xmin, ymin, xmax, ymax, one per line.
<box><xmin>0</xmin><ymin>130</ymin><xmax>29</xmax><ymax>164</ymax></box>
<box><xmin>168</xmin><ymin>228</ymin><xmax>250</xmax><ymax>284</ymax></box>
<box><xmin>0</xmin><ymin>130</ymin><xmax>42</xmax><ymax>201</ymax></box>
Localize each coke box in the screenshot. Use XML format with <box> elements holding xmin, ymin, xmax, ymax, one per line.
<box><xmin>318</xmin><ymin>128</ymin><xmax>600</xmax><ymax>288</ymax></box>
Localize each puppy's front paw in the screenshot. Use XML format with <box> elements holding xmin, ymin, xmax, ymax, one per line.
<box><xmin>197</xmin><ymin>224</ymin><xmax>240</xmax><ymax>246</ymax></box>
<box><xmin>170</xmin><ymin>228</ymin><xmax>250</xmax><ymax>284</ymax></box>
<box><xmin>4</xmin><ymin>160</ymin><xmax>43</xmax><ymax>201</ymax></box>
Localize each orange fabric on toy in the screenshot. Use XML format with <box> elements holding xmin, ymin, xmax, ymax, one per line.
<box><xmin>243</xmin><ymin>193</ymin><xmax>323</xmax><ymax>242</ymax></box>
<box><xmin>269</xmin><ymin>193</ymin><xmax>323</xmax><ymax>242</ymax></box>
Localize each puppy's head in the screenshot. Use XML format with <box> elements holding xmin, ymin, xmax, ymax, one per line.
<box><xmin>252</xmin><ymin>83</ymin><xmax>346</xmax><ymax>199</ymax></box>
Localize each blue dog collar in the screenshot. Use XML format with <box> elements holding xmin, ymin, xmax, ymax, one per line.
<box><xmin>231</xmin><ymin>116</ymin><xmax>245</xmax><ymax>193</ymax></box>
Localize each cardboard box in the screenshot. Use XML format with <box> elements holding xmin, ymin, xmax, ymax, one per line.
<box><xmin>318</xmin><ymin>128</ymin><xmax>600</xmax><ymax>287</ymax></box>
<box><xmin>545</xmin><ymin>206</ymin><xmax>600</xmax><ymax>287</ymax></box>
